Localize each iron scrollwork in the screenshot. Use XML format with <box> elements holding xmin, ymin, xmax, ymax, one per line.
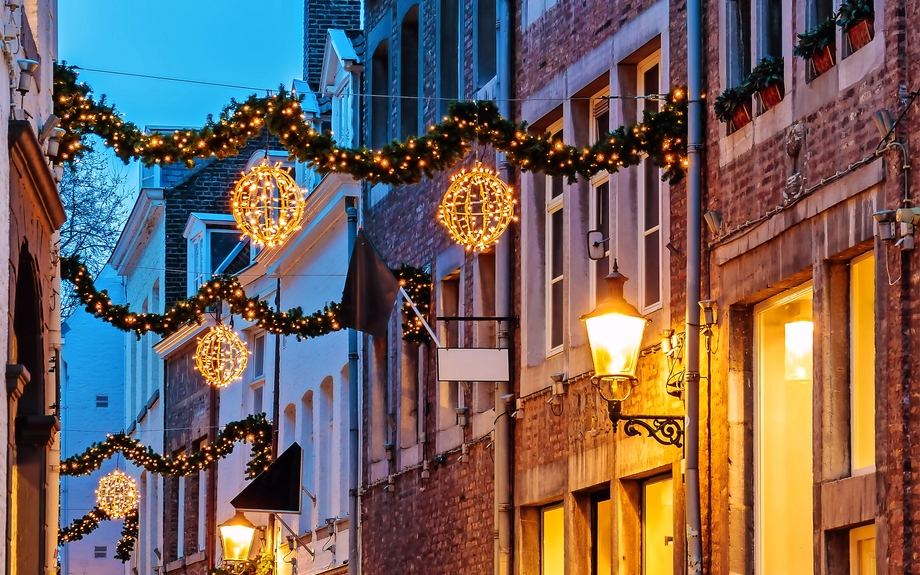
<box><xmin>606</xmin><ymin>400</ymin><xmax>684</xmax><ymax>447</ymax></box>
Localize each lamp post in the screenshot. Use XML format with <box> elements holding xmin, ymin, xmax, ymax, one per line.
<box><xmin>218</xmin><ymin>510</ymin><xmax>257</xmax><ymax>563</ymax></box>
<box><xmin>581</xmin><ymin>261</ymin><xmax>684</xmax><ymax>447</ymax></box>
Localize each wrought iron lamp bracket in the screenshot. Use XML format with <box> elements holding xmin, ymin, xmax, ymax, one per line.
<box><xmin>605</xmin><ymin>399</ymin><xmax>684</xmax><ymax>447</ymax></box>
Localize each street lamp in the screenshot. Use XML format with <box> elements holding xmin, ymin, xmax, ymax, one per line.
<box><xmin>218</xmin><ymin>510</ymin><xmax>256</xmax><ymax>562</ymax></box>
<box><xmin>581</xmin><ymin>260</ymin><xmax>684</xmax><ymax>447</ymax></box>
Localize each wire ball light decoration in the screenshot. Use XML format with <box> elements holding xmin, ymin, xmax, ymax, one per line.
<box><xmin>231</xmin><ymin>160</ymin><xmax>307</xmax><ymax>248</ymax></box>
<box><xmin>194</xmin><ymin>323</ymin><xmax>249</xmax><ymax>388</ymax></box>
<box><xmin>437</xmin><ymin>163</ymin><xmax>518</xmax><ymax>251</ymax></box>
<box><xmin>95</xmin><ymin>470</ymin><xmax>139</xmax><ymax>519</ymax></box>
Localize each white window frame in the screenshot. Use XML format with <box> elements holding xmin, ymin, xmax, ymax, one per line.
<box><xmin>545</xmin><ymin>119</ymin><xmax>565</xmax><ymax>356</ymax></box>
<box><xmin>589</xmin><ymin>87</ymin><xmax>611</xmax><ymax>309</ymax></box>
<box><xmin>637</xmin><ymin>51</ymin><xmax>663</xmax><ymax>314</ymax></box>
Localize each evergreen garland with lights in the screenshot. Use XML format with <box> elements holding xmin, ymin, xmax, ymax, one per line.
<box><xmin>60</xmin><ymin>413</ymin><xmax>272</xmax><ymax>479</ymax></box>
<box><xmin>54</xmin><ymin>63</ymin><xmax>688</xmax><ymax>184</ymax></box>
<box><xmin>61</xmin><ymin>255</ymin><xmax>432</xmax><ymax>343</ymax></box>
<box><xmin>59</xmin><ymin>506</ymin><xmax>109</xmax><ymax>544</ymax></box>
<box><xmin>115</xmin><ymin>509</ymin><xmax>139</xmax><ymax>562</ymax></box>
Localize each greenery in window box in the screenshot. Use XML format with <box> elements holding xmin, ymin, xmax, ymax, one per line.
<box><xmin>746</xmin><ymin>57</ymin><xmax>784</xmax><ymax>92</ymax></box>
<box><xmin>836</xmin><ymin>0</ymin><xmax>874</xmax><ymax>32</ymax></box>
<box><xmin>209</xmin><ymin>552</ymin><xmax>273</xmax><ymax>575</ymax></box>
<box><xmin>713</xmin><ymin>85</ymin><xmax>753</xmax><ymax>125</ymax></box>
<box><xmin>793</xmin><ymin>16</ymin><xmax>837</xmax><ymax>60</ymax></box>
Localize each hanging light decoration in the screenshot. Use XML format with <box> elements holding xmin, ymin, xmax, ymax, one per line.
<box><xmin>194</xmin><ymin>323</ymin><xmax>249</xmax><ymax>388</ymax></box>
<box><xmin>231</xmin><ymin>160</ymin><xmax>307</xmax><ymax>248</ymax></box>
<box><xmin>437</xmin><ymin>163</ymin><xmax>517</xmax><ymax>251</ymax></box>
<box><xmin>95</xmin><ymin>470</ymin><xmax>139</xmax><ymax>519</ymax></box>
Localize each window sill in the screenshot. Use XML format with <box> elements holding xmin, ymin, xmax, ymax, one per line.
<box><xmin>718</xmin><ymin>96</ymin><xmax>792</xmax><ymax>167</ymax></box>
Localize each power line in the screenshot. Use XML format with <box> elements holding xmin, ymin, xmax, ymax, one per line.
<box><xmin>72</xmin><ymin>65</ymin><xmax>274</xmax><ymax>92</ymax></box>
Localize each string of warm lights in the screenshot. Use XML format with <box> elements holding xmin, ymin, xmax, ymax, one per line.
<box><xmin>54</xmin><ymin>62</ymin><xmax>688</xmax><ymax>185</ymax></box>
<box><xmin>95</xmin><ymin>470</ymin><xmax>139</xmax><ymax>519</ymax></box>
<box><xmin>62</xmin><ymin>255</ymin><xmax>432</xmax><ymax>343</ymax></box>
<box><xmin>438</xmin><ymin>163</ymin><xmax>518</xmax><ymax>251</ymax></box>
<box><xmin>115</xmin><ymin>509</ymin><xmax>139</xmax><ymax>562</ymax></box>
<box><xmin>195</xmin><ymin>324</ymin><xmax>250</xmax><ymax>387</ymax></box>
<box><xmin>58</xmin><ymin>506</ymin><xmax>139</xmax><ymax>562</ymax></box>
<box><xmin>60</xmin><ymin>413</ymin><xmax>273</xmax><ymax>479</ymax></box>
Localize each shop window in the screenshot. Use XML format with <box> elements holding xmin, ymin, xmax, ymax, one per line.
<box><xmin>592</xmin><ymin>491</ymin><xmax>612</xmax><ymax>575</ymax></box>
<box><xmin>755</xmin><ymin>284</ymin><xmax>814</xmax><ymax>574</ymax></box>
<box><xmin>849</xmin><ymin>524</ymin><xmax>876</xmax><ymax>575</ymax></box>
<box><xmin>850</xmin><ymin>253</ymin><xmax>875</xmax><ymax>474</ymax></box>
<box><xmin>642</xmin><ymin>476</ymin><xmax>674</xmax><ymax>575</ymax></box>
<box><xmin>541</xmin><ymin>503</ymin><xmax>565</xmax><ymax>575</ymax></box>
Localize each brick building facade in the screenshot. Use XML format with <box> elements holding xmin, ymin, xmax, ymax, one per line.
<box><xmin>357</xmin><ymin>0</ymin><xmax>916</xmax><ymax>574</ymax></box>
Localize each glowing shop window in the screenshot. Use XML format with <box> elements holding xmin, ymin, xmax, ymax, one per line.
<box><xmin>851</xmin><ymin>253</ymin><xmax>876</xmax><ymax>473</ymax></box>
<box><xmin>541</xmin><ymin>503</ymin><xmax>564</xmax><ymax>575</ymax></box>
<box><xmin>849</xmin><ymin>524</ymin><xmax>876</xmax><ymax>575</ymax></box>
<box><xmin>755</xmin><ymin>284</ymin><xmax>814</xmax><ymax>575</ymax></box>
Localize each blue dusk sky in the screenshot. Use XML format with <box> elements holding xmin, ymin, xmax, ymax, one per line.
<box><xmin>58</xmin><ymin>0</ymin><xmax>305</xmax><ymax>189</ymax></box>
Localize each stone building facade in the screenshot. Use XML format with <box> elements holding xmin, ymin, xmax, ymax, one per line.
<box><xmin>1</xmin><ymin>3</ymin><xmax>64</xmax><ymax>575</ymax></box>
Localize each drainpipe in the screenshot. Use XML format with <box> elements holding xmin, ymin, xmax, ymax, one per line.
<box><xmin>684</xmin><ymin>0</ymin><xmax>704</xmax><ymax>571</ymax></box>
<box><xmin>495</xmin><ymin>2</ymin><xmax>513</xmax><ymax>575</ymax></box>
<box><xmin>346</xmin><ymin>197</ymin><xmax>360</xmax><ymax>575</ymax></box>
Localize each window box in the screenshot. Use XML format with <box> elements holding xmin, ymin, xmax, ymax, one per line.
<box><xmin>794</xmin><ymin>17</ymin><xmax>837</xmax><ymax>77</ymax></box>
<box><xmin>747</xmin><ymin>56</ymin><xmax>785</xmax><ymax>111</ymax></box>
<box><xmin>714</xmin><ymin>85</ymin><xmax>754</xmax><ymax>131</ymax></box>
<box><xmin>838</xmin><ymin>0</ymin><xmax>875</xmax><ymax>52</ymax></box>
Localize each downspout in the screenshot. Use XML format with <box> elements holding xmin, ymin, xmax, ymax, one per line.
<box><xmin>495</xmin><ymin>2</ymin><xmax>513</xmax><ymax>575</ymax></box>
<box><xmin>684</xmin><ymin>0</ymin><xmax>704</xmax><ymax>571</ymax></box>
<box><xmin>346</xmin><ymin>197</ymin><xmax>360</xmax><ymax>575</ymax></box>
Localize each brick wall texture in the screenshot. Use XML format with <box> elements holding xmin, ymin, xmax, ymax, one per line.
<box><xmin>304</xmin><ymin>0</ymin><xmax>362</xmax><ymax>90</ymax></box>
<box><xmin>355</xmin><ymin>0</ymin><xmax>920</xmax><ymax>574</ymax></box>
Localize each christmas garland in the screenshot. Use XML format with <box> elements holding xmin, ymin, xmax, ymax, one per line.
<box><xmin>62</xmin><ymin>255</ymin><xmax>432</xmax><ymax>343</ymax></box>
<box><xmin>59</xmin><ymin>507</ymin><xmax>139</xmax><ymax>562</ymax></box>
<box><xmin>60</xmin><ymin>413</ymin><xmax>273</xmax><ymax>479</ymax></box>
<box><xmin>59</xmin><ymin>506</ymin><xmax>108</xmax><ymax>544</ymax></box>
<box><xmin>54</xmin><ymin>62</ymin><xmax>688</xmax><ymax>184</ymax></box>
<box><xmin>115</xmin><ymin>510</ymin><xmax>139</xmax><ymax>562</ymax></box>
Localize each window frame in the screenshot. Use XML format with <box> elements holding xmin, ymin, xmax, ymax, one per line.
<box><xmin>545</xmin><ymin>119</ymin><xmax>565</xmax><ymax>356</ymax></box>
<box><xmin>589</xmin><ymin>87</ymin><xmax>611</xmax><ymax>309</ymax></box>
<box><xmin>753</xmin><ymin>282</ymin><xmax>815</xmax><ymax>575</ymax></box>
<box><xmin>849</xmin><ymin>251</ymin><xmax>876</xmax><ymax>475</ymax></box>
<box><xmin>636</xmin><ymin>51</ymin><xmax>663</xmax><ymax>314</ymax></box>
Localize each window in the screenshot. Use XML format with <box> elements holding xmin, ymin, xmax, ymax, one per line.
<box><xmin>196</xmin><ymin>439</ymin><xmax>208</xmax><ymax>552</ymax></box>
<box><xmin>176</xmin><ymin>465</ymin><xmax>186</xmax><ymax>558</ymax></box>
<box><xmin>400</xmin><ymin>6</ymin><xmax>420</xmax><ymax>139</ymax></box>
<box><xmin>370</xmin><ymin>40</ymin><xmax>390</xmax><ymax>150</ymax></box>
<box><xmin>371</xmin><ymin>335</ymin><xmax>389</xmax><ymax>461</ymax></box>
<box><xmin>186</xmin><ymin>224</ymin><xmax>240</xmax><ymax>296</ymax></box>
<box><xmin>541</xmin><ymin>503</ymin><xmax>565</xmax><ymax>575</ymax></box>
<box><xmin>590</xmin><ymin>89</ymin><xmax>611</xmax><ymax>305</ymax></box>
<box><xmin>850</xmin><ymin>253</ymin><xmax>875</xmax><ymax>474</ymax></box>
<box><xmin>637</xmin><ymin>53</ymin><xmax>662</xmax><ymax>312</ymax></box>
<box><xmin>727</xmin><ymin>0</ymin><xmax>784</xmax><ymax>90</ymax></box>
<box><xmin>438</xmin><ymin>269</ymin><xmax>461</xmax><ymax>429</ymax></box>
<box><xmin>96</xmin><ymin>394</ymin><xmax>109</xmax><ymax>408</ymax></box>
<box><xmin>642</xmin><ymin>476</ymin><xmax>674</xmax><ymax>575</ymax></box>
<box><xmin>546</xmin><ymin>121</ymin><xmax>565</xmax><ymax>353</ymax></box>
<box><xmin>438</xmin><ymin>0</ymin><xmax>461</xmax><ymax>119</ymax></box>
<box><xmin>400</xmin><ymin>341</ymin><xmax>420</xmax><ymax>448</ymax></box>
<box><xmin>251</xmin><ymin>333</ymin><xmax>265</xmax><ymax>380</ymax></box>
<box><xmin>301</xmin><ymin>391</ymin><xmax>315</xmax><ymax>520</ymax></box>
<box><xmin>318</xmin><ymin>377</ymin><xmax>334</xmax><ymax>520</ymax></box>
<box><xmin>849</xmin><ymin>524</ymin><xmax>876</xmax><ymax>575</ymax></box>
<box><xmin>252</xmin><ymin>384</ymin><xmax>264</xmax><ymax>415</ymax></box>
<box><xmin>592</xmin><ymin>491</ymin><xmax>612</xmax><ymax>575</ymax></box>
<box><xmin>524</xmin><ymin>0</ymin><xmax>559</xmax><ymax>28</ymax></box>
<box><xmin>474</xmin><ymin>0</ymin><xmax>497</xmax><ymax>88</ymax></box>
<box><xmin>94</xmin><ymin>546</ymin><xmax>107</xmax><ymax>559</ymax></box>
<box><xmin>755</xmin><ymin>284</ymin><xmax>814</xmax><ymax>574</ymax></box>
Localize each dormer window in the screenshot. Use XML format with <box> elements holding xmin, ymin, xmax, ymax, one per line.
<box><xmin>184</xmin><ymin>213</ymin><xmax>245</xmax><ymax>296</ymax></box>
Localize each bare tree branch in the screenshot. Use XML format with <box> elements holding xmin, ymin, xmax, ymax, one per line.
<box><xmin>59</xmin><ymin>148</ymin><xmax>131</xmax><ymax>319</ymax></box>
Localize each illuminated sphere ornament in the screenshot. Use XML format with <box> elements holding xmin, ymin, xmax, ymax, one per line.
<box><xmin>194</xmin><ymin>324</ymin><xmax>249</xmax><ymax>388</ymax></box>
<box><xmin>231</xmin><ymin>160</ymin><xmax>306</xmax><ymax>248</ymax></box>
<box><xmin>438</xmin><ymin>163</ymin><xmax>517</xmax><ymax>251</ymax></box>
<box><xmin>95</xmin><ymin>470</ymin><xmax>139</xmax><ymax>519</ymax></box>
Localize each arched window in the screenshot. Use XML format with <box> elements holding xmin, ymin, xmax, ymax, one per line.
<box><xmin>371</xmin><ymin>40</ymin><xmax>390</xmax><ymax>149</ymax></box>
<box><xmin>400</xmin><ymin>6</ymin><xmax>420</xmax><ymax>139</ymax></box>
